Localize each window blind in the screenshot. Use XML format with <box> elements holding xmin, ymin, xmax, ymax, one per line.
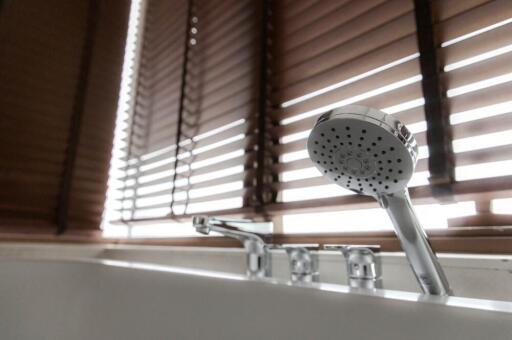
<box><xmin>0</xmin><ymin>0</ymin><xmax>130</xmax><ymax>235</ymax></box>
<box><xmin>434</xmin><ymin>0</ymin><xmax>512</xmax><ymax>226</ymax></box>
<box><xmin>113</xmin><ymin>0</ymin><xmax>512</xmax><ymax>248</ymax></box>
<box><xmin>118</xmin><ymin>0</ymin><xmax>265</xmax><ymax>222</ymax></box>
<box><xmin>268</xmin><ymin>0</ymin><xmax>429</xmax><ymax>214</ymax></box>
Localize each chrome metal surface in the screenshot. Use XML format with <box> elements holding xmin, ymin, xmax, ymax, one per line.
<box><xmin>325</xmin><ymin>244</ymin><xmax>382</xmax><ymax>290</ymax></box>
<box><xmin>284</xmin><ymin>244</ymin><xmax>320</xmax><ymax>283</ymax></box>
<box><xmin>308</xmin><ymin>105</ymin><xmax>451</xmax><ymax>296</ymax></box>
<box><xmin>192</xmin><ymin>215</ymin><xmax>271</xmax><ymax>278</ymax></box>
<box><xmin>378</xmin><ymin>190</ymin><xmax>452</xmax><ymax>295</ymax></box>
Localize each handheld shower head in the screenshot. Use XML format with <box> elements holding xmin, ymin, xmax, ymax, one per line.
<box><xmin>307</xmin><ymin>105</ymin><xmax>417</xmax><ymax>196</ymax></box>
<box><xmin>308</xmin><ymin>105</ymin><xmax>451</xmax><ymax>295</ymax></box>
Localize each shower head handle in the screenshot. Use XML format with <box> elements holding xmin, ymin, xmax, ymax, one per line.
<box><xmin>379</xmin><ymin>189</ymin><xmax>452</xmax><ymax>295</ymax></box>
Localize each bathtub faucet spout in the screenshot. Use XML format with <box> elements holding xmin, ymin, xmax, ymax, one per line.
<box><xmin>192</xmin><ymin>215</ymin><xmax>271</xmax><ymax>278</ymax></box>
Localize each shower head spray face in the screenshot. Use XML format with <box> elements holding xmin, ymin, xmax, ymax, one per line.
<box><xmin>307</xmin><ymin>106</ymin><xmax>418</xmax><ymax>196</ymax></box>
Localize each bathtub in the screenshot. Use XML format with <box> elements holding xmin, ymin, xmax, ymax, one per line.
<box><xmin>1</xmin><ymin>258</ymin><xmax>511</xmax><ymax>340</ymax></box>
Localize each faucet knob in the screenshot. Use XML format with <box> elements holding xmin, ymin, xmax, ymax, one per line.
<box><xmin>324</xmin><ymin>244</ymin><xmax>382</xmax><ymax>290</ymax></box>
<box><xmin>283</xmin><ymin>244</ymin><xmax>320</xmax><ymax>284</ymax></box>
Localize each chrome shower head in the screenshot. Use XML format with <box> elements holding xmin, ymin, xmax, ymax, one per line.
<box><xmin>307</xmin><ymin>105</ymin><xmax>418</xmax><ymax>196</ymax></box>
<box><xmin>307</xmin><ymin>105</ymin><xmax>451</xmax><ymax>296</ymax></box>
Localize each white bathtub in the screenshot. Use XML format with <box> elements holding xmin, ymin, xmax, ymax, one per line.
<box><xmin>1</xmin><ymin>258</ymin><xmax>512</xmax><ymax>339</ymax></box>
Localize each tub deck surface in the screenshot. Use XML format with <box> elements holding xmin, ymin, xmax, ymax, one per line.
<box><xmin>1</xmin><ymin>258</ymin><xmax>511</xmax><ymax>340</ymax></box>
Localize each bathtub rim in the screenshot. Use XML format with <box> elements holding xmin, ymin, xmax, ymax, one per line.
<box><xmin>2</xmin><ymin>256</ymin><xmax>512</xmax><ymax>315</ymax></box>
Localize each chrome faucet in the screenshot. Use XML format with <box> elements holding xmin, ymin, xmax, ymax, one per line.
<box><xmin>283</xmin><ymin>244</ymin><xmax>320</xmax><ymax>284</ymax></box>
<box><xmin>325</xmin><ymin>244</ymin><xmax>382</xmax><ymax>290</ymax></box>
<box><xmin>192</xmin><ymin>215</ymin><xmax>271</xmax><ymax>278</ymax></box>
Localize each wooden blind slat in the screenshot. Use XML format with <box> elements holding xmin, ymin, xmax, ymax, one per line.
<box><xmin>456</xmin><ymin>144</ymin><xmax>512</xmax><ymax>167</ymax></box>
<box><xmin>453</xmin><ymin>114</ymin><xmax>512</xmax><ymax>140</ymax></box>
<box><xmin>437</xmin><ymin>0</ymin><xmax>512</xmax><ymax>43</ymax></box>
<box><xmin>276</xmin><ymin>59</ymin><xmax>421</xmax><ymax>120</ymax></box>
<box><xmin>272</xmin><ymin>34</ymin><xmax>419</xmax><ymax>104</ymax></box>
<box><xmin>273</xmin><ymin>0</ymin><xmax>352</xmax><ymax>39</ymax></box>
<box><xmin>441</xmin><ymin>21</ymin><xmax>512</xmax><ymax>66</ymax></box>
<box><xmin>446</xmin><ymin>52</ymin><xmax>512</xmax><ymax>90</ymax></box>
<box><xmin>448</xmin><ymin>82</ymin><xmax>512</xmax><ymax>114</ymax></box>
<box><xmin>272</xmin><ymin>11</ymin><xmax>416</xmax><ymax>87</ymax></box>
<box><xmin>274</xmin><ymin>0</ymin><xmax>388</xmax><ymax>55</ymax></box>
<box><xmin>434</xmin><ymin>0</ymin><xmax>493</xmax><ymax>21</ymax></box>
<box><xmin>274</xmin><ymin>81</ymin><xmax>424</xmax><ymax>128</ymax></box>
<box><xmin>122</xmin><ymin>168</ymin><xmax>253</xmax><ymax>193</ymax></box>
